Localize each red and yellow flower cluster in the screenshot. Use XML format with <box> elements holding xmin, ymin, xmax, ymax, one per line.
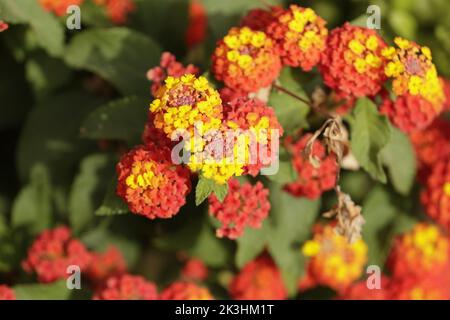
<box><xmin>380</xmin><ymin>38</ymin><xmax>445</xmax><ymax>132</ymax></box>
<box><xmin>299</xmin><ymin>224</ymin><xmax>368</xmax><ymax>292</ymax></box>
<box><xmin>340</xmin><ymin>223</ymin><xmax>450</xmax><ymax>300</ymax></box>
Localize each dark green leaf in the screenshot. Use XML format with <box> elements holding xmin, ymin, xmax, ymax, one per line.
<box><xmin>95</xmin><ymin>179</ymin><xmax>129</xmax><ymax>216</ymax></box>
<box><xmin>69</xmin><ymin>154</ymin><xmax>115</xmax><ymax>233</ymax></box>
<box><xmin>81</xmin><ymin>96</ymin><xmax>149</xmax><ymax>146</ymax></box>
<box><xmin>0</xmin><ymin>0</ymin><xmax>64</xmax><ymax>56</ymax></box>
<box><xmin>65</xmin><ymin>27</ymin><xmax>162</xmax><ymax>96</ymax></box>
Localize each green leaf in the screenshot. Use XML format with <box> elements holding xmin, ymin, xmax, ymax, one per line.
<box><xmin>131</xmin><ymin>0</ymin><xmax>189</xmax><ymax>55</ymax></box>
<box><xmin>69</xmin><ymin>154</ymin><xmax>115</xmax><ymax>234</ymax></box>
<box><xmin>80</xmin><ymin>96</ymin><xmax>149</xmax><ymax>146</ymax></box>
<box><xmin>269</xmin><ymin>67</ymin><xmax>310</xmax><ymax>133</ymax></box>
<box><xmin>17</xmin><ymin>90</ymin><xmax>102</xmax><ymax>183</ymax></box>
<box><xmin>266</xmin><ymin>158</ymin><xmax>297</xmax><ymax>185</ymax></box>
<box><xmin>236</xmin><ymin>219</ymin><xmax>269</xmax><ymax>268</ymax></box>
<box><xmin>236</xmin><ymin>182</ymin><xmax>320</xmax><ymax>295</ymax></box>
<box><xmin>381</xmin><ymin>127</ymin><xmax>416</xmax><ymax>195</ymax></box>
<box><xmin>14</xmin><ymin>280</ymin><xmax>72</xmax><ymax>300</ymax></box>
<box><xmin>349</xmin><ymin>98</ymin><xmax>391</xmax><ymax>183</ymax></box>
<box><xmin>389</xmin><ymin>10</ymin><xmax>418</xmax><ymax>40</ymax></box>
<box><xmin>362</xmin><ymin>186</ymin><xmax>418</xmax><ymax>267</ymax></box>
<box><xmin>0</xmin><ymin>0</ymin><xmax>64</xmax><ymax>56</ymax></box>
<box><xmin>154</xmin><ymin>209</ymin><xmax>233</xmax><ymax>268</ymax></box>
<box><xmin>11</xmin><ymin>164</ymin><xmax>52</xmax><ymax>233</ymax></box>
<box><xmin>267</xmin><ymin>185</ymin><xmax>320</xmax><ymax>295</ymax></box>
<box><xmin>195</xmin><ymin>176</ymin><xmax>228</xmax><ymax>206</ymax></box>
<box><xmin>95</xmin><ymin>179</ymin><xmax>129</xmax><ymax>216</ymax></box>
<box><xmin>64</xmin><ymin>27</ymin><xmax>162</xmax><ymax>96</ymax></box>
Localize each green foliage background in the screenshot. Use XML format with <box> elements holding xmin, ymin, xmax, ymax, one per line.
<box><xmin>0</xmin><ymin>0</ymin><xmax>448</xmax><ymax>299</ymax></box>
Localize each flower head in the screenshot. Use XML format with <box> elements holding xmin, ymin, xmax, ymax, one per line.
<box><xmin>116</xmin><ymin>145</ymin><xmax>191</xmax><ymax>219</ymax></box>
<box><xmin>300</xmin><ymin>224</ymin><xmax>368</xmax><ymax>291</ymax></box>
<box><xmin>0</xmin><ymin>21</ymin><xmax>9</xmax><ymax>32</ymax></box>
<box><xmin>0</xmin><ymin>285</ymin><xmax>15</xmax><ymax>300</ymax></box>
<box><xmin>230</xmin><ymin>255</ymin><xmax>287</xmax><ymax>300</ymax></box>
<box><xmin>212</xmin><ymin>27</ymin><xmax>281</xmax><ymax>93</ymax></box>
<box><xmin>387</xmin><ymin>223</ymin><xmax>450</xmax><ymax>278</ymax></box>
<box><xmin>149</xmin><ymin>74</ymin><xmax>222</xmax><ymax>137</ymax></box>
<box><xmin>93</xmin><ymin>274</ymin><xmax>158</xmax><ymax>300</ymax></box>
<box><xmin>224</xmin><ymin>97</ymin><xmax>283</xmax><ymax>176</ymax></box>
<box><xmin>380</xmin><ymin>92</ymin><xmax>440</xmax><ymax>133</ymax></box>
<box><xmin>160</xmin><ymin>281</ymin><xmax>213</xmax><ymax>300</ymax></box>
<box><xmin>209</xmin><ymin>178</ymin><xmax>270</xmax><ymax>239</ymax></box>
<box><xmin>147</xmin><ymin>52</ymin><xmax>199</xmax><ymax>96</ymax></box>
<box><xmin>319</xmin><ymin>23</ymin><xmax>387</xmax><ymax>98</ymax></box>
<box><xmin>22</xmin><ymin>226</ymin><xmax>92</xmax><ymax>283</ymax></box>
<box><xmin>87</xmin><ymin>246</ymin><xmax>127</xmax><ymax>288</ymax></box>
<box><xmin>382</xmin><ymin>37</ymin><xmax>445</xmax><ymax>109</ymax></box>
<box><xmin>266</xmin><ymin>5</ymin><xmax>328</xmax><ymax>70</ymax></box>
<box><xmin>421</xmin><ymin>161</ymin><xmax>450</xmax><ymax>232</ymax></box>
<box><xmin>409</xmin><ymin>118</ymin><xmax>450</xmax><ymax>181</ymax></box>
<box><xmin>284</xmin><ymin>134</ymin><xmax>338</xmax><ymax>199</ymax></box>
<box><xmin>181</xmin><ymin>258</ymin><xmax>209</xmax><ymax>281</ymax></box>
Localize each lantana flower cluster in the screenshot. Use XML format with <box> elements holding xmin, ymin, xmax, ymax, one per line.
<box><xmin>300</xmin><ymin>224</ymin><xmax>368</xmax><ymax>292</ymax></box>
<box><xmin>229</xmin><ymin>255</ymin><xmax>287</xmax><ymax>300</ymax></box>
<box><xmin>340</xmin><ymin>223</ymin><xmax>450</xmax><ymax>300</ymax></box>
<box><xmin>208</xmin><ymin>178</ymin><xmax>270</xmax><ymax>239</ymax></box>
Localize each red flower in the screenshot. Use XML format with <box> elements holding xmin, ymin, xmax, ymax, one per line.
<box><xmin>160</xmin><ymin>281</ymin><xmax>213</xmax><ymax>300</ymax></box>
<box><xmin>230</xmin><ymin>255</ymin><xmax>287</xmax><ymax>300</ymax></box>
<box><xmin>93</xmin><ymin>274</ymin><xmax>158</xmax><ymax>300</ymax></box>
<box><xmin>0</xmin><ymin>21</ymin><xmax>9</xmax><ymax>32</ymax></box>
<box><xmin>240</xmin><ymin>7</ymin><xmax>277</xmax><ymax>31</ymax></box>
<box><xmin>39</xmin><ymin>0</ymin><xmax>83</xmax><ymax>16</ymax></box>
<box><xmin>186</xmin><ymin>0</ymin><xmax>207</xmax><ymax>48</ymax></box>
<box><xmin>209</xmin><ymin>178</ymin><xmax>270</xmax><ymax>239</ymax></box>
<box><xmin>0</xmin><ymin>285</ymin><xmax>15</xmax><ymax>300</ymax></box>
<box><xmin>87</xmin><ymin>246</ymin><xmax>127</xmax><ymax>289</ymax></box>
<box><xmin>94</xmin><ymin>0</ymin><xmax>135</xmax><ymax>24</ymax></box>
<box><xmin>380</xmin><ymin>93</ymin><xmax>442</xmax><ymax>133</ymax></box>
<box><xmin>409</xmin><ymin>118</ymin><xmax>450</xmax><ymax>181</ymax></box>
<box><xmin>147</xmin><ymin>52</ymin><xmax>199</xmax><ymax>96</ymax></box>
<box><xmin>212</xmin><ymin>27</ymin><xmax>281</xmax><ymax>93</ymax></box>
<box><xmin>266</xmin><ymin>5</ymin><xmax>328</xmax><ymax>70</ymax></box>
<box><xmin>338</xmin><ymin>277</ymin><xmax>390</xmax><ymax>300</ymax></box>
<box><xmin>421</xmin><ymin>160</ymin><xmax>450</xmax><ymax>232</ymax></box>
<box><xmin>319</xmin><ymin>23</ymin><xmax>387</xmax><ymax>98</ymax></box>
<box><xmin>223</xmin><ymin>97</ymin><xmax>283</xmax><ymax>176</ymax></box>
<box><xmin>22</xmin><ymin>226</ymin><xmax>92</xmax><ymax>283</ymax></box>
<box><xmin>181</xmin><ymin>258</ymin><xmax>209</xmax><ymax>281</ymax></box>
<box><xmin>116</xmin><ymin>145</ymin><xmax>191</xmax><ymax>219</ymax></box>
<box><xmin>386</xmin><ymin>223</ymin><xmax>450</xmax><ymax>278</ymax></box>
<box><xmin>284</xmin><ymin>134</ymin><xmax>338</xmax><ymax>199</ymax></box>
